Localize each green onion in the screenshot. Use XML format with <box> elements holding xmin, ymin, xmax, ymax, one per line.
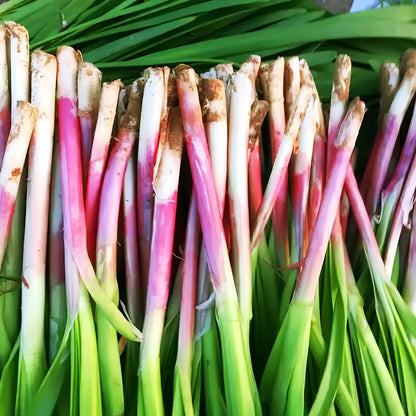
<box><xmin>17</xmin><ymin>49</ymin><xmax>56</xmax><ymax>416</ymax></box>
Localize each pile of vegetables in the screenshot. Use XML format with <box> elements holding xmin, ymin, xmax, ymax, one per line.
<box><xmin>2</xmin><ymin>1</ymin><xmax>416</xmax><ymax>416</ymax></box>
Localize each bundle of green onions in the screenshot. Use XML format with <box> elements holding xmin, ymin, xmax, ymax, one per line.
<box><xmin>3</xmin><ymin>7</ymin><xmax>416</xmax><ymax>415</ymax></box>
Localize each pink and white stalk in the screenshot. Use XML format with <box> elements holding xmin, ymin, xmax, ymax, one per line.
<box><xmin>138</xmin><ymin>107</ymin><xmax>183</xmax><ymax>416</ymax></box>
<box><xmin>291</xmin><ymin>61</ymin><xmax>316</xmax><ymax>260</ymax></box>
<box><xmin>47</xmin><ymin>145</ymin><xmax>66</xmax><ymax>363</ymax></box>
<box><xmin>18</xmin><ymin>50</ymin><xmax>56</xmax><ymax>413</ymax></box>
<box><xmin>295</xmin><ymin>98</ymin><xmax>365</xmax><ymax>302</ymax></box>
<box><xmin>200</xmin><ymin>78</ymin><xmax>228</xmax><ymax>212</ymax></box>
<box><xmin>95</xmin><ymin>80</ymin><xmax>142</xmax><ymax>416</ymax></box>
<box><xmin>248</xmin><ymin>100</ymin><xmax>269</xmax><ymax>224</ymax></box>
<box><xmin>262</xmin><ymin>98</ymin><xmax>365</xmax><ymax>415</ymax></box>
<box><xmin>173</xmin><ymin>194</ymin><xmax>201</xmax><ymax>416</ymax></box>
<box><xmin>77</xmin><ymin>62</ymin><xmax>102</xmax><ymax>185</ymax></box>
<box><xmin>361</xmin><ymin>49</ymin><xmax>416</xmax><ymax>216</ymax></box>
<box><xmin>57</xmin><ymin>46</ymin><xmax>139</xmax><ymax>341</ymax></box>
<box><xmin>0</xmin><ymin>25</ymin><xmax>10</xmax><ymax>166</ymax></box>
<box><xmin>383</xmin><ymin>146</ymin><xmax>416</xmax><ymax>278</ymax></box>
<box><xmin>259</xmin><ymin>57</ymin><xmax>289</xmax><ymax>266</ymax></box>
<box><xmin>308</xmin><ymin>100</ymin><xmax>326</xmax><ymax>231</ymax></box>
<box><xmin>194</xmin><ymin>77</ymin><xmax>229</xmax><ymax>414</ymax></box>
<box><xmin>84</xmin><ymin>79</ymin><xmax>121</xmax><ymax>263</ymax></box>
<box><xmin>227</xmin><ymin>55</ymin><xmax>260</xmax><ymax>344</ymax></box>
<box><xmin>57</xmin><ymin>46</ymin><xmax>102</xmax><ymax>416</ymax></box>
<box><xmin>377</xmin><ymin>98</ymin><xmax>416</xmax><ymax>249</ymax></box>
<box><xmin>176</xmin><ymin>64</ymin><xmax>256</xmax><ymax>415</ymax></box>
<box><xmin>0</xmin><ymin>101</ymin><xmax>37</xmax><ymax>268</ymax></box>
<box><xmin>121</xmin><ymin>85</ymin><xmax>145</xmax><ymax>327</ymax></box>
<box><xmin>5</xmin><ymin>22</ymin><xmax>30</xmax><ymax>122</ymax></box>
<box><xmin>137</xmin><ymin>66</ymin><xmax>169</xmax><ymax>304</ymax></box>
<box><xmin>195</xmin><ymin>77</ymin><xmax>229</xmax><ymax>334</ymax></box>
<box><xmin>251</xmin><ymin>83</ymin><xmax>314</xmax><ymax>251</ymax></box>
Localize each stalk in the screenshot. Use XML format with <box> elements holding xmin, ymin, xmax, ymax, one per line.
<box><xmin>251</xmin><ymin>82</ymin><xmax>313</xmax><ymax>252</ymax></box>
<box><xmin>119</xmin><ymin>84</ymin><xmax>144</xmax><ymax>414</ymax></box>
<box><xmin>261</xmin><ymin>98</ymin><xmax>365</xmax><ymax>415</ymax></box>
<box><xmin>308</xmin><ymin>54</ymin><xmax>359</xmax><ymax>416</ymax></box>
<box><xmin>278</xmin><ymin>92</ymin><xmax>315</xmax><ymax>327</ymax></box>
<box><xmin>119</xmin><ymin>82</ymin><xmax>143</xmax><ymax>325</ymax></box>
<box><xmin>383</xmin><ymin>144</ymin><xmax>416</xmax><ymax>278</ymax></box>
<box><xmin>284</xmin><ymin>56</ymin><xmax>301</xmax><ymax>118</ymax></box>
<box><xmin>248</xmin><ymin>100</ymin><xmax>269</xmax><ymax>224</ymax></box>
<box><xmin>290</xmin><ymin>89</ymin><xmax>315</xmax><ymax>261</ymax></box>
<box><xmin>0</xmin><ymin>100</ymin><xmax>36</xmax><ymax>375</ymax></box>
<box><xmin>5</xmin><ymin>22</ymin><xmax>29</xmax><ymax>122</ymax></box>
<box><xmin>308</xmin><ymin>98</ymin><xmax>326</xmax><ymax>231</ymax></box>
<box><xmin>376</xmin><ymin>98</ymin><xmax>416</xmax><ymax>253</ymax></box>
<box><xmin>0</xmin><ymin>21</ymin><xmax>30</xmax><ymax>365</ymax></box>
<box><xmin>57</xmin><ymin>45</ymin><xmax>102</xmax><ymax>416</ymax></box>
<box><xmin>77</xmin><ymin>62</ymin><xmax>101</xmax><ymax>186</ymax></box>
<box><xmin>361</xmin><ymin>49</ymin><xmax>416</xmax><ymax>215</ymax></box>
<box><xmin>47</xmin><ymin>144</ymin><xmax>66</xmax><ymax>364</ymax></box>
<box><xmin>173</xmin><ymin>194</ymin><xmax>200</xmax><ymax>416</ymax></box>
<box><xmin>0</xmin><ymin>101</ymin><xmax>36</xmax><ymax>415</ymax></box>
<box><xmin>327</xmin><ymin>55</ymin><xmax>351</xmax><ymax>169</ymax></box>
<box><xmin>57</xmin><ymin>45</ymin><xmax>140</xmax><ymax>341</ymax></box>
<box><xmin>200</xmin><ymin>78</ymin><xmax>228</xmax><ymax>212</ymax></box>
<box><xmin>259</xmin><ymin>58</ymin><xmax>290</xmax><ymax>268</ymax></box>
<box><xmin>138</xmin><ymin>107</ymin><xmax>183</xmax><ymax>416</ymax></box>
<box><xmin>227</xmin><ymin>56</ymin><xmax>259</xmax><ymax>353</ymax></box>
<box><xmin>176</xmin><ymin>64</ymin><xmax>255</xmax><ymax>415</ymax></box>
<box><xmin>195</xmin><ymin>77</ymin><xmax>228</xmax><ymax>416</ymax></box>
<box><xmin>0</xmin><ymin>101</ymin><xmax>37</xmax><ymax>269</ymax></box>
<box><xmin>137</xmin><ymin>66</ymin><xmax>169</xmax><ymax>303</ymax></box>
<box><xmin>0</xmin><ymin>25</ymin><xmax>10</xmax><ymax>165</ymax></box>
<box><xmin>121</xmin><ymin>97</ymin><xmax>144</xmax><ymax>416</ymax></box>
<box><xmin>95</xmin><ymin>79</ymin><xmax>141</xmax><ymax>416</ymax></box>
<box><xmin>17</xmin><ymin>49</ymin><xmax>56</xmax><ymax>416</ymax></box>
<box><xmin>378</xmin><ymin>62</ymin><xmax>399</xmax><ymax>124</ymax></box>
<box><xmin>84</xmin><ymin>79</ymin><xmax>122</xmax><ymax>263</ymax></box>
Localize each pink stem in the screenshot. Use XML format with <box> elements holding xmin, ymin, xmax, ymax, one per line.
<box><xmin>145</xmin><ymin>107</ymin><xmax>183</xmax><ymax>312</ymax></box>
<box><xmin>309</xmin><ymin>129</ymin><xmax>326</xmax><ymax>231</ymax></box>
<box><xmin>177</xmin><ymin>193</ymin><xmax>200</xmax><ymax>363</ymax></box>
<box><xmin>57</xmin><ymin>46</ymin><xmax>139</xmax><ymax>341</ymax></box>
<box><xmin>84</xmin><ymin>80</ymin><xmax>122</xmax><ymax>264</ymax></box>
<box><xmin>295</xmin><ymin>98</ymin><xmax>365</xmax><ymax>302</ymax></box>
<box><xmin>248</xmin><ymin>142</ymin><xmax>263</xmax><ymax>226</ymax></box>
<box><xmin>176</xmin><ymin>64</ymin><xmax>231</xmax><ymax>291</ymax></box>
<box><xmin>250</xmin><ymin>84</ymin><xmax>313</xmax><ymax>251</ymax></box>
<box><xmin>137</xmin><ymin>67</ymin><xmax>169</xmax><ymax>301</ymax></box>
<box><xmin>0</xmin><ymin>101</ymin><xmax>37</xmax><ymax>267</ymax></box>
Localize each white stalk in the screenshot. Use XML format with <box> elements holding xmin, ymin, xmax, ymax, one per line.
<box><xmin>5</xmin><ymin>22</ymin><xmax>29</xmax><ymax>123</ymax></box>
<box><xmin>137</xmin><ymin>67</ymin><xmax>169</xmax><ymax>296</ymax></box>
<box><xmin>19</xmin><ymin>50</ymin><xmax>57</xmax><ymax>412</ymax></box>
<box><xmin>77</xmin><ymin>62</ymin><xmax>102</xmax><ymax>176</ymax></box>
<box><xmin>228</xmin><ymin>62</ymin><xmax>255</xmax><ymax>336</ymax></box>
<box><xmin>201</xmin><ymin>78</ymin><xmax>228</xmax><ymax>212</ymax></box>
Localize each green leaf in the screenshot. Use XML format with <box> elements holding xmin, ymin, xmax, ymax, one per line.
<box><xmin>260</xmin><ymin>300</ymin><xmax>313</xmax><ymax>415</ymax></box>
